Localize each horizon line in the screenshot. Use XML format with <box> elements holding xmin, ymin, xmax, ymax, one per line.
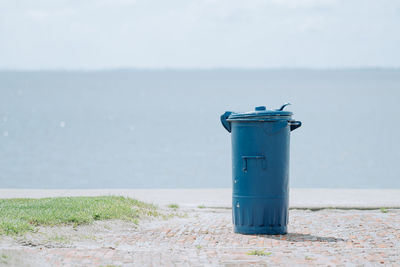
<box><xmin>1</xmin><ymin>66</ymin><xmax>400</xmax><ymax>72</ymax></box>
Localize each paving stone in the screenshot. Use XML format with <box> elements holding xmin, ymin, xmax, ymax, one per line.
<box><xmin>1</xmin><ymin>208</ymin><xmax>400</xmax><ymax>266</ymax></box>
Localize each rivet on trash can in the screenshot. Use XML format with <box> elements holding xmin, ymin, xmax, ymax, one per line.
<box><xmin>220</xmin><ymin>104</ymin><xmax>301</xmax><ymax>235</ymax></box>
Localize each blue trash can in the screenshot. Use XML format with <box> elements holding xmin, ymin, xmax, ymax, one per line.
<box><xmin>220</xmin><ymin>104</ymin><xmax>301</xmax><ymax>235</ymax></box>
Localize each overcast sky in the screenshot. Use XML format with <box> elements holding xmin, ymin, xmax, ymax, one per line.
<box><xmin>1</xmin><ymin>0</ymin><xmax>399</xmax><ymax>70</ymax></box>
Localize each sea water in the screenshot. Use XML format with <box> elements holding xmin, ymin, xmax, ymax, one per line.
<box><xmin>0</xmin><ymin>69</ymin><xmax>399</xmax><ymax>189</ymax></box>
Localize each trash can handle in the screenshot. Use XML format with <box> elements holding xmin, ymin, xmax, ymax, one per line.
<box><xmin>278</xmin><ymin>103</ymin><xmax>291</xmax><ymax>111</ymax></box>
<box><xmin>220</xmin><ymin>111</ymin><xmax>233</xmax><ymax>133</ymax></box>
<box><xmin>289</xmin><ymin>120</ymin><xmax>302</xmax><ymax>131</ymax></box>
<box><xmin>242</xmin><ymin>155</ymin><xmax>266</xmax><ymax>172</ymax></box>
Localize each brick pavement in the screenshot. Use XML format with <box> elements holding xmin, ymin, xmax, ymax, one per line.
<box><xmin>1</xmin><ymin>208</ymin><xmax>399</xmax><ymax>266</ymax></box>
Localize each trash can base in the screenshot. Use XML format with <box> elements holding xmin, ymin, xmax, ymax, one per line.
<box><xmin>234</xmin><ymin>225</ymin><xmax>287</xmax><ymax>235</ymax></box>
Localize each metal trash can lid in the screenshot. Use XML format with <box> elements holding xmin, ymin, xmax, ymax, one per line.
<box><xmin>227</xmin><ymin>103</ymin><xmax>293</xmax><ymax>121</ymax></box>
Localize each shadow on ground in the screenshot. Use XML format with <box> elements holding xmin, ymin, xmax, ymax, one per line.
<box><xmin>261</xmin><ymin>233</ymin><xmax>346</xmax><ymax>243</ymax></box>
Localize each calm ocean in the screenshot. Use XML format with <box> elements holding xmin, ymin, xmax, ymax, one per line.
<box><xmin>1</xmin><ymin>69</ymin><xmax>399</xmax><ymax>189</ymax></box>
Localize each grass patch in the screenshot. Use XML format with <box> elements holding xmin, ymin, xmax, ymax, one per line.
<box><xmin>1</xmin><ymin>254</ymin><xmax>9</xmax><ymax>264</ymax></box>
<box><xmin>48</xmin><ymin>234</ymin><xmax>70</xmax><ymax>244</ymax></box>
<box><xmin>380</xmin><ymin>207</ymin><xmax>388</xmax><ymax>213</ymax></box>
<box><xmin>197</xmin><ymin>205</ymin><xmax>206</xmax><ymax>209</ymax></box>
<box><xmin>247</xmin><ymin>250</ymin><xmax>271</xmax><ymax>256</ymax></box>
<box><xmin>167</xmin><ymin>204</ymin><xmax>179</xmax><ymax>209</ymax></box>
<box><xmin>0</xmin><ymin>196</ymin><xmax>158</xmax><ymax>236</ymax></box>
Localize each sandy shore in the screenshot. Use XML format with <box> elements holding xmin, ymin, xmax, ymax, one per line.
<box><xmin>1</xmin><ymin>188</ymin><xmax>400</xmax><ymax>208</ymax></box>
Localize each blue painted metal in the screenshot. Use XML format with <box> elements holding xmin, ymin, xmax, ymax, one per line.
<box><xmin>221</xmin><ymin>104</ymin><xmax>301</xmax><ymax>235</ymax></box>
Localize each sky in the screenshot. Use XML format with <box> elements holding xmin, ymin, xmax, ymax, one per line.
<box><xmin>0</xmin><ymin>0</ymin><xmax>399</xmax><ymax>70</ymax></box>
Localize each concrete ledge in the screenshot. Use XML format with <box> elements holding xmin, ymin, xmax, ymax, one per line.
<box><xmin>1</xmin><ymin>188</ymin><xmax>400</xmax><ymax>208</ymax></box>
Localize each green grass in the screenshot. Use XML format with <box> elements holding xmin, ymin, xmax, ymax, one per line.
<box><xmin>380</xmin><ymin>207</ymin><xmax>388</xmax><ymax>213</ymax></box>
<box><xmin>1</xmin><ymin>254</ymin><xmax>9</xmax><ymax>264</ymax></box>
<box><xmin>247</xmin><ymin>250</ymin><xmax>271</xmax><ymax>256</ymax></box>
<box><xmin>0</xmin><ymin>196</ymin><xmax>158</xmax><ymax>235</ymax></box>
<box><xmin>48</xmin><ymin>234</ymin><xmax>70</xmax><ymax>244</ymax></box>
<box><xmin>197</xmin><ymin>205</ymin><xmax>206</xmax><ymax>209</ymax></box>
<box><xmin>167</xmin><ymin>203</ymin><xmax>179</xmax><ymax>209</ymax></box>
